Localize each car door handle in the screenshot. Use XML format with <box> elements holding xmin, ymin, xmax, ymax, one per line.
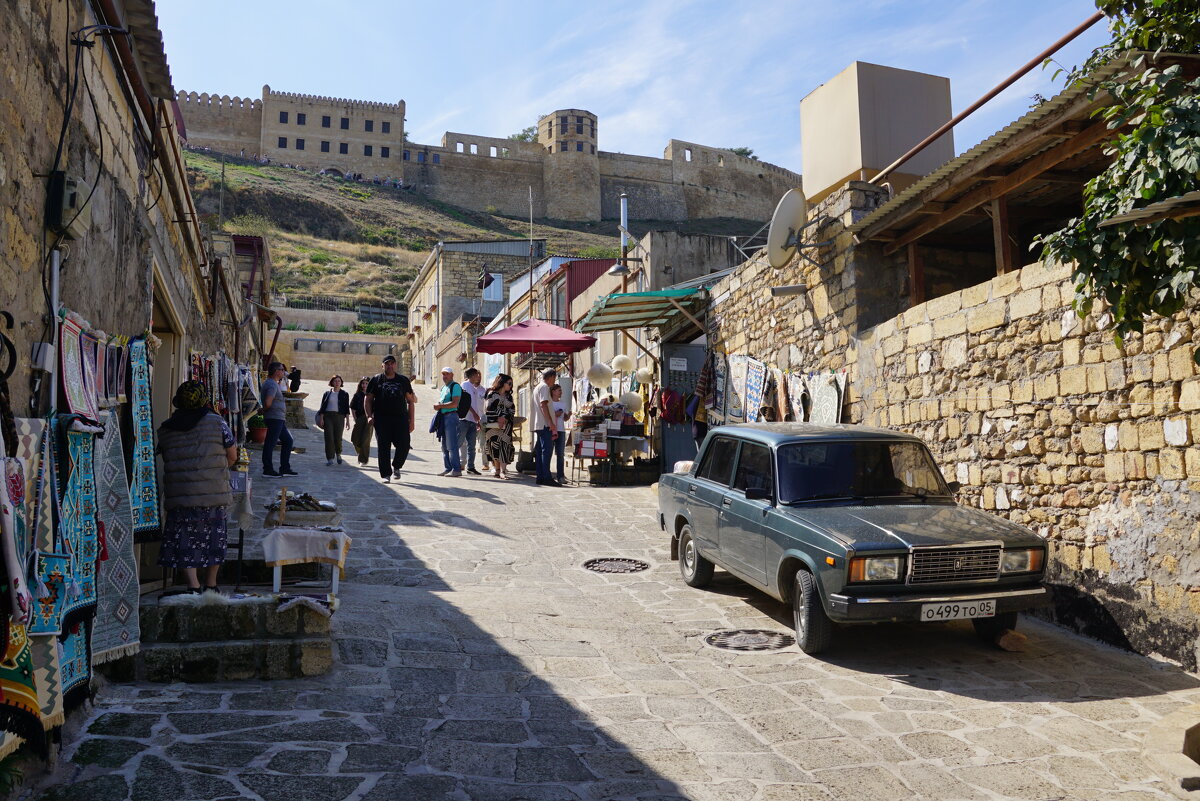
<box><xmin>722</xmin><ymin>498</ymin><xmax>733</xmax><ymax>506</ymax></box>
<box><xmin>688</xmin><ymin>485</ymin><xmax>697</xmax><ymax>494</ymax></box>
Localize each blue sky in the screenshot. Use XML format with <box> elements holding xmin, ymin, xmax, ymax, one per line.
<box><xmin>156</xmin><ymin>0</ymin><xmax>1112</xmax><ymax>172</ymax></box>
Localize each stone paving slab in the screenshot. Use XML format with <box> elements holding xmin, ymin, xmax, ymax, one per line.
<box><xmin>29</xmin><ymin>381</ymin><xmax>1200</xmax><ymax>801</ymax></box>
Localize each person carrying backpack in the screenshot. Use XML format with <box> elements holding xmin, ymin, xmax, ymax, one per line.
<box><xmin>433</xmin><ymin>366</ymin><xmax>464</xmax><ymax>477</ymax></box>
<box><xmin>458</xmin><ymin>367</ymin><xmax>487</xmax><ymax>475</ymax></box>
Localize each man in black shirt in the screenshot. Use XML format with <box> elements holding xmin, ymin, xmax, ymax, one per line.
<box><xmin>364</xmin><ymin>354</ymin><xmax>417</xmax><ymax>483</ymax></box>
<box><xmin>288</xmin><ymin>366</ymin><xmax>302</xmax><ymax>393</ymax></box>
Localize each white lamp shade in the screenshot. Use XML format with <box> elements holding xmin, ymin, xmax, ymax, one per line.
<box><xmin>618</xmin><ymin>391</ymin><xmax>643</xmax><ymax>413</ymax></box>
<box><xmin>586</xmin><ymin>363</ymin><xmax>614</xmax><ymax>387</ymax></box>
<box><xmin>634</xmin><ymin>366</ymin><xmax>655</xmax><ymax>384</ymax></box>
<box><xmin>611</xmin><ymin>354</ymin><xmax>636</xmax><ymax>374</ymax></box>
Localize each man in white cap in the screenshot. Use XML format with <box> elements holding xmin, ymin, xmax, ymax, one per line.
<box><xmin>433</xmin><ymin>366</ymin><xmax>464</xmax><ymax>477</ymax></box>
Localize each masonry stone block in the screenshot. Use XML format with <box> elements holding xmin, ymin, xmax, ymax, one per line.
<box><xmin>966</xmin><ymin>303</ymin><xmax>1006</xmax><ymax>333</ymax></box>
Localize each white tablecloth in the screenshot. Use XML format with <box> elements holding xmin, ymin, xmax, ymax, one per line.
<box><xmin>262</xmin><ymin>527</ymin><xmax>352</xmax><ymax>577</ymax></box>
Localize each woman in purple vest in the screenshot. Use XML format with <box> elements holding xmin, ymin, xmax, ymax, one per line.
<box><xmin>157</xmin><ymin>381</ymin><xmax>238</xmax><ymax>593</ymax></box>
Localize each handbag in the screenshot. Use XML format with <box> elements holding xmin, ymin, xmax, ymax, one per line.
<box><xmin>314</xmin><ymin>411</ymin><xmax>325</xmax><ymax>429</ymax></box>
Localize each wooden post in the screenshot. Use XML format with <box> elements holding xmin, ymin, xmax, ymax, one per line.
<box><xmin>906</xmin><ymin>243</ymin><xmax>926</xmax><ymax>306</ymax></box>
<box><xmin>991</xmin><ymin>196</ymin><xmax>1016</xmax><ymax>275</ymax></box>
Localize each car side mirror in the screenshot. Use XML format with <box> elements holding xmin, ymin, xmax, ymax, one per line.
<box><xmin>946</xmin><ymin>481</ymin><xmax>962</xmax><ymax>494</ymax></box>
<box><xmin>745</xmin><ymin>486</ymin><xmax>771</xmax><ymax>502</ymax></box>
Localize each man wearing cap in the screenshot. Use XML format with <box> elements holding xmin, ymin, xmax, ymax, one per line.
<box><xmin>261</xmin><ymin>362</ymin><xmax>298</xmax><ymax>478</ymax></box>
<box><xmin>433</xmin><ymin>366</ymin><xmax>464</xmax><ymax>477</ymax></box>
<box><xmin>365</xmin><ymin>354</ymin><xmax>417</xmax><ymax>483</ymax></box>
<box><xmin>533</xmin><ymin>369</ymin><xmax>560</xmax><ymax>487</ymax></box>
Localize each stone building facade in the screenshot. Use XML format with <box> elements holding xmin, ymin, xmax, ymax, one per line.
<box><xmin>1</xmin><ymin>0</ymin><xmax>235</xmax><ymax>418</ymax></box>
<box><xmin>706</xmin><ymin>182</ymin><xmax>1200</xmax><ymax>670</ymax></box>
<box><xmin>177</xmin><ymin>88</ymin><xmax>800</xmax><ymax>223</ymax></box>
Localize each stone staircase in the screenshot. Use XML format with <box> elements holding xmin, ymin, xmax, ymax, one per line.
<box><xmin>132</xmin><ymin>594</ymin><xmax>333</xmax><ymax>682</ymax></box>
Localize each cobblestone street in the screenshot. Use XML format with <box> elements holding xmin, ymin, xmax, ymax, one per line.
<box><xmin>36</xmin><ymin>383</ymin><xmax>1200</xmax><ymax>801</ymax></box>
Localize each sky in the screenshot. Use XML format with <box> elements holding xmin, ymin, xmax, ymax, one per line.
<box><xmin>156</xmin><ymin>0</ymin><xmax>1113</xmax><ymax>172</ymax></box>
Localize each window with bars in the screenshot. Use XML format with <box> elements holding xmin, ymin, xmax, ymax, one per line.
<box><xmin>297</xmin><ymin>113</ymin><xmax>306</xmax><ymax>125</ymax></box>
<box><xmin>279</xmin><ymin>111</ymin><xmax>288</xmax><ymax>124</ymax></box>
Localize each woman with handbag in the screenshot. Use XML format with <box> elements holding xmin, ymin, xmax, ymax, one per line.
<box><xmin>483</xmin><ymin>373</ymin><xmax>516</xmax><ymax>479</ymax></box>
<box><xmin>318</xmin><ymin>375</ymin><xmax>350</xmax><ymax>465</ymax></box>
<box><xmin>349</xmin><ymin>377</ymin><xmax>372</xmax><ymax>465</ymax></box>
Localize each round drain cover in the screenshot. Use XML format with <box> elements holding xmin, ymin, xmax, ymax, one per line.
<box><xmin>583</xmin><ymin>557</ymin><xmax>650</xmax><ymax>574</ymax></box>
<box><xmin>704</xmin><ymin>629</ymin><xmax>796</xmax><ymax>652</ymax></box>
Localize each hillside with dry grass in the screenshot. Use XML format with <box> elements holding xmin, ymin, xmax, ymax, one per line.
<box><xmin>184</xmin><ymin>150</ymin><xmax>765</xmax><ymax>304</ymax></box>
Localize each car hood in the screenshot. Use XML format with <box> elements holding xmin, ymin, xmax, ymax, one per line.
<box><xmin>782</xmin><ymin>503</ymin><xmax>1038</xmax><ymax>549</ymax></box>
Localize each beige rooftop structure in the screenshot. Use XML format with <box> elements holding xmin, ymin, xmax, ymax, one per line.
<box><xmin>801</xmin><ymin>61</ymin><xmax>953</xmax><ymax>203</ymax></box>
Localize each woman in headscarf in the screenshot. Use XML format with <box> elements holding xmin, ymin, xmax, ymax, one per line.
<box><xmin>483</xmin><ymin>373</ymin><xmax>516</xmax><ymax>479</ymax></box>
<box><xmin>349</xmin><ymin>377</ymin><xmax>372</xmax><ymax>466</ymax></box>
<box><xmin>157</xmin><ymin>380</ymin><xmax>237</xmax><ymax>593</ymax></box>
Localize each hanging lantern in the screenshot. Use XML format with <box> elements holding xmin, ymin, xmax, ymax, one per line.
<box><xmin>586</xmin><ymin>362</ymin><xmax>614</xmax><ymax>387</ymax></box>
<box><xmin>619</xmin><ymin>391</ymin><xmax>643</xmax><ymax>413</ymax></box>
<box><xmin>611</xmin><ymin>354</ymin><xmax>636</xmax><ymax>374</ymax></box>
<box><xmin>634</xmin><ymin>366</ymin><xmax>655</xmax><ymax>384</ymax></box>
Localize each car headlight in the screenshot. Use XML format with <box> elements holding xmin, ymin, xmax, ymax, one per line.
<box><xmin>849</xmin><ymin>555</ymin><xmax>903</xmax><ymax>582</ymax></box>
<box><xmin>1000</xmin><ymin>548</ymin><xmax>1044</xmax><ymax>573</ymax></box>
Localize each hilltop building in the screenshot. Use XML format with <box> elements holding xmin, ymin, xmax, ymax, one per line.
<box><xmin>176</xmin><ymin>86</ymin><xmax>801</xmax><ymax>223</ymax></box>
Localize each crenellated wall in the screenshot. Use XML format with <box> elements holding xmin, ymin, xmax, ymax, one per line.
<box><xmin>706</xmin><ymin>182</ymin><xmax>1200</xmax><ymax>670</ymax></box>
<box><xmin>175</xmin><ymin>91</ymin><xmax>261</xmax><ymax>156</ymax></box>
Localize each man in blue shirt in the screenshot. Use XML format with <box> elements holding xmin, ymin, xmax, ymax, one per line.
<box><xmin>433</xmin><ymin>366</ymin><xmax>463</xmax><ymax>477</ymax></box>
<box><xmin>260</xmin><ymin>362</ymin><xmax>297</xmax><ymax>477</ymax></box>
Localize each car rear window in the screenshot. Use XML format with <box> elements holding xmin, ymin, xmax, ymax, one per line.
<box><xmin>733</xmin><ymin>443</ymin><xmax>773</xmax><ymax>496</ymax></box>
<box><xmin>696</xmin><ymin>437</ymin><xmax>738</xmax><ymax>486</ymax></box>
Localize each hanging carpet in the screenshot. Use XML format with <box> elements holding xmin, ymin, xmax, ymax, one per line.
<box><xmin>809</xmin><ymin>373</ymin><xmax>842</xmax><ymax>425</ymax></box>
<box><xmin>128</xmin><ymin>339</ymin><xmax>160</xmax><ymax>535</ymax></box>
<box><xmin>92</xmin><ymin>409</ymin><xmax>139</xmax><ymax>663</ymax></box>
<box><xmin>29</xmin><ymin>634</ymin><xmax>63</xmax><ymax>731</ymax></box>
<box><xmin>726</xmin><ymin>355</ymin><xmax>748</xmax><ymax>423</ymax></box>
<box><xmin>744</xmin><ymin>359</ymin><xmax>767</xmax><ymax>423</ymax></box>
<box><xmin>788</xmin><ymin>374</ymin><xmax>808</xmax><ymax>423</ymax></box>
<box><xmin>14</xmin><ymin>419</ymin><xmax>53</xmax><ymax>554</ymax></box>
<box><xmin>60</xmin><ymin>318</ymin><xmax>96</xmax><ymax>422</ymax></box>
<box><xmin>0</xmin><ymin>623</ymin><xmax>46</xmax><ymax>758</ymax></box>
<box><xmin>60</xmin><ymin>431</ymin><xmax>98</xmax><ymax>629</ymax></box>
<box><xmin>59</xmin><ymin>621</ymin><xmax>91</xmax><ymax>713</ymax></box>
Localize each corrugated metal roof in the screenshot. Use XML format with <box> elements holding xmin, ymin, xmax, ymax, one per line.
<box><xmin>443</xmin><ymin>239</ymin><xmax>547</xmax><ymax>257</ymax></box>
<box><xmin>574</xmin><ymin>288</ymin><xmax>706</xmax><ymax>333</ymax></box>
<box><xmin>847</xmin><ymin>56</ymin><xmax>1133</xmax><ymax>237</ymax></box>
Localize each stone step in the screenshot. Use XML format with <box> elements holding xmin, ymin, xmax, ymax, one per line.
<box><xmin>135</xmin><ymin>636</ymin><xmax>332</xmax><ymax>682</ymax></box>
<box><xmin>140</xmin><ymin>595</ymin><xmax>331</xmax><ymax>644</ymax></box>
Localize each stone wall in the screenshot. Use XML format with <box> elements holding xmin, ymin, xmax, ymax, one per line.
<box><xmin>404</xmin><ymin>148</ymin><xmax>548</xmax><ymax>219</ymax></box>
<box><xmin>665</xmin><ymin>140</ymin><xmax>801</xmax><ymax>222</ymax></box>
<box><xmin>277</xmin><ymin>307</ymin><xmax>359</xmax><ymax>332</ymax></box>
<box><xmin>598</xmin><ymin>153</ymin><xmax>686</xmax><ymax>222</ymax></box>
<box><xmin>271</xmin><ymin>331</ymin><xmax>403</xmax><ymax>383</ymax></box>
<box><xmin>1</xmin><ymin>1</ymin><xmax>232</xmax><ymax>415</ymax></box>
<box><xmin>708</xmin><ymin>182</ymin><xmax>1200</xmax><ymax>669</ymax></box>
<box><xmin>175</xmin><ymin>92</ymin><xmax>261</xmax><ymax>156</ymax></box>
<box><xmin>260</xmin><ymin>87</ymin><xmax>405</xmax><ymax>177</ymax></box>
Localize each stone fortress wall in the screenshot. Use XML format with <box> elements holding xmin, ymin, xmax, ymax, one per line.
<box><xmin>177</xmin><ymin>87</ymin><xmax>802</xmax><ymax>222</ymax></box>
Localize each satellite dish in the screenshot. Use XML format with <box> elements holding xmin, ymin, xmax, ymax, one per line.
<box><xmin>766</xmin><ymin>189</ymin><xmax>808</xmax><ymax>269</ymax></box>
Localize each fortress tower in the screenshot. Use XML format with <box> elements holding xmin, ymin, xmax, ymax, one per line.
<box><xmin>537</xmin><ymin>109</ymin><xmax>600</xmax><ymax>221</ymax></box>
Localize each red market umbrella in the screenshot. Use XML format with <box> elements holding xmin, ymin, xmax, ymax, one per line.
<box><xmin>475</xmin><ymin>318</ymin><xmax>596</xmax><ymax>355</ymax></box>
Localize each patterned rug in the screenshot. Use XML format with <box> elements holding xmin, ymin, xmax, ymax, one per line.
<box><xmin>92</xmin><ymin>410</ymin><xmax>139</xmax><ymax>663</ymax></box>
<box><xmin>59</xmin><ymin>621</ymin><xmax>90</xmax><ymax>713</ymax></box>
<box><xmin>29</xmin><ymin>553</ymin><xmax>67</xmax><ymax>637</ymax></box>
<box><xmin>129</xmin><ymin>339</ymin><xmax>160</xmax><ymax>535</ymax></box>
<box><xmin>0</xmin><ymin>623</ymin><xmax>45</xmax><ymax>756</ymax></box>
<box><xmin>1</xmin><ymin>456</ymin><xmax>32</xmax><ymax>628</ymax></box>
<box><xmin>726</xmin><ymin>354</ymin><xmax>748</xmax><ymax>423</ymax></box>
<box><xmin>14</xmin><ymin>419</ymin><xmax>53</xmax><ymax>554</ymax></box>
<box><xmin>29</xmin><ymin>634</ymin><xmax>63</xmax><ymax>731</ymax></box>
<box><xmin>744</xmin><ymin>358</ymin><xmax>767</xmax><ymax>423</ymax></box>
<box><xmin>60</xmin><ymin>431</ymin><xmax>98</xmax><ymax>629</ymax></box>
<box><xmin>60</xmin><ymin>318</ymin><xmax>96</xmax><ymax>422</ymax></box>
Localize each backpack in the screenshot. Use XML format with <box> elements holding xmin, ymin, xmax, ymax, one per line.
<box><xmin>455</xmin><ymin>383</ymin><xmax>473</xmax><ymax>419</ymax></box>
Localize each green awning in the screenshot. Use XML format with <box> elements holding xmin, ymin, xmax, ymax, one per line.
<box><xmin>573</xmin><ymin>288</ymin><xmax>707</xmax><ymax>334</ymax></box>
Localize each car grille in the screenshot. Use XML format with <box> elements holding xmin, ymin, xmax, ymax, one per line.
<box><xmin>908</xmin><ymin>545</ymin><xmax>1000</xmax><ymax>584</ymax></box>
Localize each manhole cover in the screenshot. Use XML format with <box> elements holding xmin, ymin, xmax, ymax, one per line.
<box><xmin>583</xmin><ymin>557</ymin><xmax>650</xmax><ymax>574</ymax></box>
<box><xmin>703</xmin><ymin>629</ymin><xmax>796</xmax><ymax>652</ymax></box>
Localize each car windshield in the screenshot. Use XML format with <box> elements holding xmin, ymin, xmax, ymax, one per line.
<box><xmin>777</xmin><ymin>440</ymin><xmax>950</xmax><ymax>504</ymax></box>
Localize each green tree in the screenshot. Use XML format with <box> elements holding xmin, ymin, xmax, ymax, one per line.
<box><xmin>726</xmin><ymin>147</ymin><xmax>758</xmax><ymax>160</ymax></box>
<box><xmin>1038</xmin><ymin>1</ymin><xmax>1200</xmax><ymax>355</ymax></box>
<box><xmin>508</xmin><ymin>126</ymin><xmax>538</xmax><ymax>142</ymax></box>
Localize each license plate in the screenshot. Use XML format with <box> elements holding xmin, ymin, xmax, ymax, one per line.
<box><xmin>920</xmin><ymin>599</ymin><xmax>996</xmax><ymax>621</ymax></box>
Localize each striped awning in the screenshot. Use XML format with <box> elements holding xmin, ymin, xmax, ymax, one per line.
<box><xmin>573</xmin><ymin>288</ymin><xmax>706</xmax><ymax>334</ymax></box>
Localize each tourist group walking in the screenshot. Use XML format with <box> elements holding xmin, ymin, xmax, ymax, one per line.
<box><xmin>264</xmin><ymin>355</ymin><xmax>575</xmax><ymax>485</ymax></box>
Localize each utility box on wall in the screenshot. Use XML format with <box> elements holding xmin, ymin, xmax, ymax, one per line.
<box><xmin>801</xmin><ymin>61</ymin><xmax>953</xmax><ymax>204</ymax></box>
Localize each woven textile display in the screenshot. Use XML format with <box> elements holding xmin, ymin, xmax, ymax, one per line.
<box><xmin>129</xmin><ymin>339</ymin><xmax>160</xmax><ymax>534</ymax></box>
<box><xmin>726</xmin><ymin>354</ymin><xmax>748</xmax><ymax>423</ymax></box>
<box><xmin>29</xmin><ymin>635</ymin><xmax>63</xmax><ymax>731</ymax></box>
<box><xmin>14</xmin><ymin>420</ymin><xmax>53</xmax><ymax>554</ymax></box>
<box><xmin>30</xmin><ymin>553</ymin><xmax>67</xmax><ymax>637</ymax></box>
<box><xmin>58</xmin><ymin>622</ymin><xmax>90</xmax><ymax>712</ymax></box>
<box><xmin>92</xmin><ymin>410</ymin><xmax>139</xmax><ymax>663</ymax></box>
<box><xmin>0</xmin><ymin>623</ymin><xmax>44</xmax><ymax>758</ymax></box>
<box><xmin>60</xmin><ymin>318</ymin><xmax>97</xmax><ymax>421</ymax></box>
<box><xmin>60</xmin><ymin>432</ymin><xmax>98</xmax><ymax>628</ymax></box>
<box><xmin>744</xmin><ymin>358</ymin><xmax>767</xmax><ymax>423</ymax></box>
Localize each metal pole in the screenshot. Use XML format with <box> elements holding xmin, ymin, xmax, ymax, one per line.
<box><xmin>219</xmin><ymin>152</ymin><xmax>226</xmax><ymax>225</ymax></box>
<box><xmin>870</xmin><ymin>10</ymin><xmax>1105</xmax><ymax>185</ymax></box>
<box><xmin>619</xmin><ymin>194</ymin><xmax>629</xmax><ymax>356</ymax></box>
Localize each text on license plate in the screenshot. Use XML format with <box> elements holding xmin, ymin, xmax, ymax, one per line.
<box><xmin>920</xmin><ymin>600</ymin><xmax>995</xmax><ymax>621</ymax></box>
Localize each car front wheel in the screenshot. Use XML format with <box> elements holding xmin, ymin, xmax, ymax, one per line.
<box><xmin>792</xmin><ymin>569</ymin><xmax>833</xmax><ymax>654</ymax></box>
<box><xmin>678</xmin><ymin>526</ymin><xmax>714</xmax><ymax>588</ymax></box>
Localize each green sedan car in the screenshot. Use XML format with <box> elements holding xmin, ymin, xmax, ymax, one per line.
<box><xmin>657</xmin><ymin>423</ymin><xmax>1049</xmax><ymax>654</ymax></box>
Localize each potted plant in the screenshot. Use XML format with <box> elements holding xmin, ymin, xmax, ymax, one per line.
<box><xmin>247</xmin><ymin>412</ymin><xmax>268</xmax><ymax>444</ymax></box>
